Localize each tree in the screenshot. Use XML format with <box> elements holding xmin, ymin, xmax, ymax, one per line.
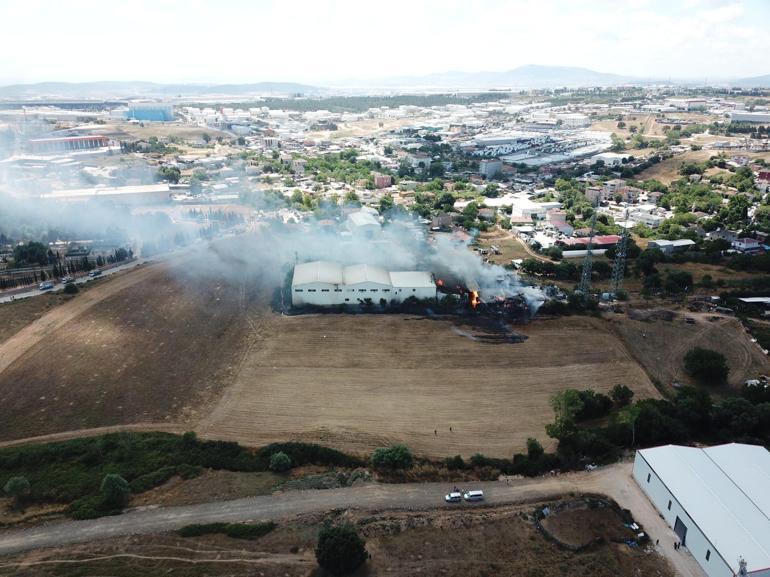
<box><xmin>379</xmin><ymin>194</ymin><xmax>394</xmax><ymax>214</ymax></box>
<box><xmin>12</xmin><ymin>241</ymin><xmax>48</xmax><ymax>267</ymax></box>
<box><xmin>526</xmin><ymin>437</ymin><xmax>544</xmax><ymax>461</ymax></box>
<box><xmin>315</xmin><ymin>523</ymin><xmax>367</xmax><ymax>576</ymax></box>
<box><xmin>4</xmin><ymin>476</ymin><xmax>30</xmax><ymax>507</ymax></box>
<box><xmin>343</xmin><ymin>190</ymin><xmax>361</xmax><ymax>207</ymax></box>
<box><xmin>269</xmin><ymin>451</ymin><xmax>292</xmax><ymax>472</ymax></box>
<box><xmin>610</xmin><ymin>384</ymin><xmax>634</xmax><ymax>407</ymax></box>
<box><xmin>101</xmin><ymin>474</ymin><xmax>130</xmax><ymax>510</ymax></box>
<box><xmin>684</xmin><ymin>347</ymin><xmax>729</xmax><ymax>385</ymax></box>
<box><xmin>545</xmin><ymin>389</ymin><xmax>584</xmax><ymax>441</ymax></box>
<box><xmin>157</xmin><ymin>165</ymin><xmax>181</xmax><ymax>184</ymax></box>
<box><xmin>483</xmin><ymin>183</ymin><xmax>500</xmax><ymax>198</ymax></box>
<box><xmin>63</xmin><ymin>282</ymin><xmax>79</xmax><ymax>295</ymax></box>
<box><xmin>202</xmin><ymin>133</ymin><xmax>212</xmax><ymax>143</ymax></box>
<box><xmin>371</xmin><ymin>444</ymin><xmax>414</xmax><ymax>471</ymax></box>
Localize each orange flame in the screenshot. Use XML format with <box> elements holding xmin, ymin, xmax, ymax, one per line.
<box><xmin>470</xmin><ymin>291</ymin><xmax>480</xmax><ymax>309</ymax></box>
<box><xmin>436</xmin><ymin>278</ymin><xmax>444</xmax><ymax>287</ymax></box>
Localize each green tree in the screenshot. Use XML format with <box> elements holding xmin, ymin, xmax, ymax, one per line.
<box><xmin>269</xmin><ymin>451</ymin><xmax>292</xmax><ymax>472</ymax></box>
<box><xmin>483</xmin><ymin>183</ymin><xmax>500</xmax><ymax>197</ymax></box>
<box><xmin>315</xmin><ymin>523</ymin><xmax>367</xmax><ymax>576</ymax></box>
<box><xmin>4</xmin><ymin>476</ymin><xmax>30</xmax><ymax>507</ymax></box>
<box><xmin>344</xmin><ymin>190</ymin><xmax>361</xmax><ymax>207</ymax></box>
<box><xmin>100</xmin><ymin>474</ymin><xmax>129</xmax><ymax>510</ymax></box>
<box><xmin>526</xmin><ymin>437</ymin><xmax>544</xmax><ymax>461</ymax></box>
<box><xmin>610</xmin><ymin>384</ymin><xmax>634</xmax><ymax>407</ymax></box>
<box><xmin>379</xmin><ymin>194</ymin><xmax>395</xmax><ymax>214</ymax></box>
<box><xmin>371</xmin><ymin>444</ymin><xmax>414</xmax><ymax>471</ymax></box>
<box><xmin>202</xmin><ymin>133</ymin><xmax>212</xmax><ymax>143</ymax></box>
<box><xmin>684</xmin><ymin>347</ymin><xmax>729</xmax><ymax>385</ymax></box>
<box><xmin>63</xmin><ymin>282</ymin><xmax>79</xmax><ymax>295</ymax></box>
<box><xmin>157</xmin><ymin>165</ymin><xmax>181</xmax><ymax>184</ymax></box>
<box><xmin>545</xmin><ymin>389</ymin><xmax>584</xmax><ymax>441</ymax></box>
<box><xmin>12</xmin><ymin>241</ymin><xmax>48</xmax><ymax>267</ymax></box>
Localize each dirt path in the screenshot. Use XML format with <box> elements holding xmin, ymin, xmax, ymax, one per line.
<box><xmin>0</xmin><ymin>462</ymin><xmax>705</xmax><ymax>577</ymax></box>
<box><xmin>0</xmin><ymin>263</ymin><xmax>169</xmax><ymax>378</ymax></box>
<box><xmin>0</xmin><ymin>423</ymin><xmax>185</xmax><ymax>450</ymax></box>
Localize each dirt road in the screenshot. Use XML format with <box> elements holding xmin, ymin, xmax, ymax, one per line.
<box><xmin>0</xmin><ymin>463</ymin><xmax>705</xmax><ymax>577</ymax></box>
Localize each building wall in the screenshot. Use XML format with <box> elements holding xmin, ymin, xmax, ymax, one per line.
<box><xmin>632</xmin><ymin>454</ymin><xmax>733</xmax><ymax>577</ymax></box>
<box><xmin>291</xmin><ymin>282</ymin><xmax>343</xmax><ymax>306</ymax></box>
<box><xmin>392</xmin><ymin>286</ymin><xmax>436</xmax><ymax>301</ymax></box>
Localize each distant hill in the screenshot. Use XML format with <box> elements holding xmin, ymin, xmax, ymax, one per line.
<box><xmin>0</xmin><ymin>81</ymin><xmax>322</xmax><ymax>100</ymax></box>
<box><xmin>731</xmin><ymin>74</ymin><xmax>770</xmax><ymax>88</ymax></box>
<box><xmin>337</xmin><ymin>64</ymin><xmax>641</xmax><ymax>90</ymax></box>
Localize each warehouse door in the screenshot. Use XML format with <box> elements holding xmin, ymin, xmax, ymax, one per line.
<box><xmin>674</xmin><ymin>516</ymin><xmax>688</xmax><ymax>546</ymax></box>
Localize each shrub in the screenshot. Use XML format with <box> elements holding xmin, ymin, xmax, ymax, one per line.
<box><xmin>610</xmin><ymin>384</ymin><xmax>634</xmax><ymax>407</ymax></box>
<box><xmin>315</xmin><ymin>523</ymin><xmax>367</xmax><ymax>576</ymax></box>
<box><xmin>371</xmin><ymin>444</ymin><xmax>414</xmax><ymax>471</ymax></box>
<box><xmin>178</xmin><ymin>521</ymin><xmax>276</xmax><ymax>539</ymax></box>
<box><xmin>269</xmin><ymin>451</ymin><xmax>292</xmax><ymax>472</ymax></box>
<box><xmin>444</xmin><ymin>455</ymin><xmax>466</xmax><ymax>470</ymax></box>
<box><xmin>684</xmin><ymin>347</ymin><xmax>729</xmax><ymax>385</ymax></box>
<box><xmin>63</xmin><ymin>283</ymin><xmax>79</xmax><ymax>295</ymax></box>
<box><xmin>100</xmin><ymin>474</ymin><xmax>129</xmax><ymax>510</ymax></box>
<box><xmin>526</xmin><ymin>438</ymin><xmax>544</xmax><ymax>461</ymax></box>
<box><xmin>3</xmin><ymin>476</ymin><xmax>30</xmax><ymax>506</ymax></box>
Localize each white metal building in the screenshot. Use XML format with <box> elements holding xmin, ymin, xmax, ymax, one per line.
<box><xmin>346</xmin><ymin>211</ymin><xmax>381</xmax><ymax>238</ymax></box>
<box><xmin>291</xmin><ymin>261</ymin><xmax>436</xmax><ymax>306</ymax></box>
<box><xmin>633</xmin><ymin>443</ymin><xmax>770</xmax><ymax>577</ymax></box>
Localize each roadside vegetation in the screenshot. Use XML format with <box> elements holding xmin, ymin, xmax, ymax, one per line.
<box><xmin>0</xmin><ymin>433</ymin><xmax>361</xmax><ymax>519</ymax></box>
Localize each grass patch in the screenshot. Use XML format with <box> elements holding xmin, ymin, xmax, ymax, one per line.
<box><xmin>178</xmin><ymin>521</ymin><xmax>276</xmax><ymax>540</ymax></box>
<box><xmin>747</xmin><ymin>321</ymin><xmax>770</xmax><ymax>351</ymax></box>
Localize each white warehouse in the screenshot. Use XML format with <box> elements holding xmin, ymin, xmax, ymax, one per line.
<box><xmin>291</xmin><ymin>261</ymin><xmax>436</xmax><ymax>307</ymax></box>
<box><xmin>633</xmin><ymin>443</ymin><xmax>770</xmax><ymax>577</ymax></box>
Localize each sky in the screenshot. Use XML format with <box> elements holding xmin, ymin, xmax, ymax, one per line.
<box><xmin>0</xmin><ymin>0</ymin><xmax>768</xmax><ymax>85</ymax></box>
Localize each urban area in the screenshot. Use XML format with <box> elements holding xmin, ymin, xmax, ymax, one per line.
<box><xmin>1</xmin><ymin>7</ymin><xmax>770</xmax><ymax>577</ymax></box>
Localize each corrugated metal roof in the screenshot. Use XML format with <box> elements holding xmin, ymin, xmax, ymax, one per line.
<box><xmin>390</xmin><ymin>271</ymin><xmax>435</xmax><ymax>288</ymax></box>
<box><xmin>292</xmin><ymin>261</ymin><xmax>343</xmax><ymax>285</ymax></box>
<box><xmin>343</xmin><ymin>264</ymin><xmax>391</xmax><ymax>286</ymax></box>
<box><xmin>347</xmin><ymin>211</ymin><xmax>380</xmax><ymax>228</ymax></box>
<box><xmin>638</xmin><ymin>444</ymin><xmax>770</xmax><ymax>573</ymax></box>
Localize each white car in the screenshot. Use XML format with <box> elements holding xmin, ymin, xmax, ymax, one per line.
<box><xmin>463</xmin><ymin>490</ymin><xmax>484</xmax><ymax>502</ymax></box>
<box><xmin>445</xmin><ymin>491</ymin><xmax>462</xmax><ymax>503</ymax></box>
<box><xmin>38</xmin><ymin>281</ymin><xmax>54</xmax><ymax>290</ymax></box>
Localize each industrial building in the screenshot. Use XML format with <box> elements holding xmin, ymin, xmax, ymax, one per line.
<box><xmin>41</xmin><ymin>183</ymin><xmax>172</xmax><ymax>204</ymax></box>
<box><xmin>127</xmin><ymin>102</ymin><xmax>175</xmax><ymax>122</ymax></box>
<box><xmin>633</xmin><ymin>443</ymin><xmax>770</xmax><ymax>577</ymax></box>
<box><xmin>730</xmin><ymin>111</ymin><xmax>770</xmax><ymax>124</ymax></box>
<box><xmin>28</xmin><ymin>135</ymin><xmax>110</xmax><ymax>154</ymax></box>
<box><xmin>291</xmin><ymin>261</ymin><xmax>436</xmax><ymax>306</ymax></box>
<box><xmin>346</xmin><ymin>210</ymin><xmax>381</xmax><ymax>238</ymax></box>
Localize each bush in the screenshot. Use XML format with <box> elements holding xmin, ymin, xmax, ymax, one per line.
<box><xmin>315</xmin><ymin>523</ymin><xmax>367</xmax><ymax>576</ymax></box>
<box><xmin>129</xmin><ymin>464</ymin><xmax>202</xmax><ymax>493</ymax></box>
<box><xmin>269</xmin><ymin>451</ymin><xmax>292</xmax><ymax>472</ymax></box>
<box><xmin>257</xmin><ymin>442</ymin><xmax>363</xmax><ymax>469</ymax></box>
<box><xmin>684</xmin><ymin>347</ymin><xmax>729</xmax><ymax>385</ymax></box>
<box><xmin>178</xmin><ymin>521</ymin><xmax>276</xmax><ymax>539</ymax></box>
<box><xmin>371</xmin><ymin>444</ymin><xmax>414</xmax><ymax>471</ymax></box>
<box><xmin>63</xmin><ymin>283</ymin><xmax>79</xmax><ymax>294</ymax></box>
<box><xmin>444</xmin><ymin>455</ymin><xmax>466</xmax><ymax>470</ymax></box>
<box><xmin>101</xmin><ymin>474</ymin><xmax>129</xmax><ymax>510</ymax></box>
<box><xmin>3</xmin><ymin>476</ymin><xmax>30</xmax><ymax>506</ymax></box>
<box><xmin>526</xmin><ymin>438</ymin><xmax>544</xmax><ymax>461</ymax></box>
<box><xmin>610</xmin><ymin>384</ymin><xmax>634</xmax><ymax>407</ymax></box>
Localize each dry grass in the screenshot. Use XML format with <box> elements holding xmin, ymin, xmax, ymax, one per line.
<box><xmin>0</xmin><ymin>501</ymin><xmax>675</xmax><ymax>577</ymax></box>
<box><xmin>199</xmin><ymin>314</ymin><xmax>658</xmax><ymax>458</ymax></box>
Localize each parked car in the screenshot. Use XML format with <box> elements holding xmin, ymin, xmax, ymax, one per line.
<box><xmin>463</xmin><ymin>490</ymin><xmax>484</xmax><ymax>502</ymax></box>
<box><xmin>61</xmin><ymin>276</ymin><xmax>75</xmax><ymax>284</ymax></box>
<box><xmin>444</xmin><ymin>491</ymin><xmax>462</xmax><ymax>503</ymax></box>
<box><xmin>88</xmin><ymin>270</ymin><xmax>102</xmax><ymax>277</ymax></box>
<box><xmin>585</xmin><ymin>463</ymin><xmax>598</xmax><ymax>472</ymax></box>
<box><xmin>38</xmin><ymin>281</ymin><xmax>54</xmax><ymax>290</ymax></box>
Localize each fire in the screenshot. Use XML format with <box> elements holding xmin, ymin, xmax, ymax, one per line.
<box><xmin>470</xmin><ymin>290</ymin><xmax>480</xmax><ymax>309</ymax></box>
<box><xmin>436</xmin><ymin>278</ymin><xmax>444</xmax><ymax>287</ymax></box>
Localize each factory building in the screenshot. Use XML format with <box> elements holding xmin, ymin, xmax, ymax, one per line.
<box><xmin>291</xmin><ymin>261</ymin><xmax>436</xmax><ymax>306</ymax></box>
<box><xmin>729</xmin><ymin>111</ymin><xmax>770</xmax><ymax>124</ymax></box>
<box><xmin>41</xmin><ymin>183</ymin><xmax>172</xmax><ymax>204</ymax></box>
<box><xmin>127</xmin><ymin>102</ymin><xmax>175</xmax><ymax>122</ymax></box>
<box><xmin>28</xmin><ymin>135</ymin><xmax>110</xmax><ymax>154</ymax></box>
<box><xmin>633</xmin><ymin>443</ymin><xmax>770</xmax><ymax>577</ymax></box>
<box><xmin>346</xmin><ymin>210</ymin><xmax>381</xmax><ymax>238</ymax></box>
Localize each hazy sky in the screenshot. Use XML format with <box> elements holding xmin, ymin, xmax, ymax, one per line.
<box><xmin>0</xmin><ymin>0</ymin><xmax>768</xmax><ymax>85</ymax></box>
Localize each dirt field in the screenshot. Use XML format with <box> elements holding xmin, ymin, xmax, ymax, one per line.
<box><xmin>0</xmin><ymin>260</ymin><xmax>259</xmax><ymax>441</ymax></box>
<box><xmin>0</xmin><ymin>293</ymin><xmax>71</xmax><ymax>345</ymax></box>
<box><xmin>199</xmin><ymin>314</ymin><xmax>658</xmax><ymax>458</ymax></box>
<box><xmin>0</xmin><ymin>500</ymin><xmax>675</xmax><ymax>577</ymax></box>
<box><xmin>636</xmin><ymin>148</ymin><xmax>770</xmax><ymax>184</ymax></box>
<box><xmin>608</xmin><ymin>313</ymin><xmax>768</xmax><ymax>389</ymax></box>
